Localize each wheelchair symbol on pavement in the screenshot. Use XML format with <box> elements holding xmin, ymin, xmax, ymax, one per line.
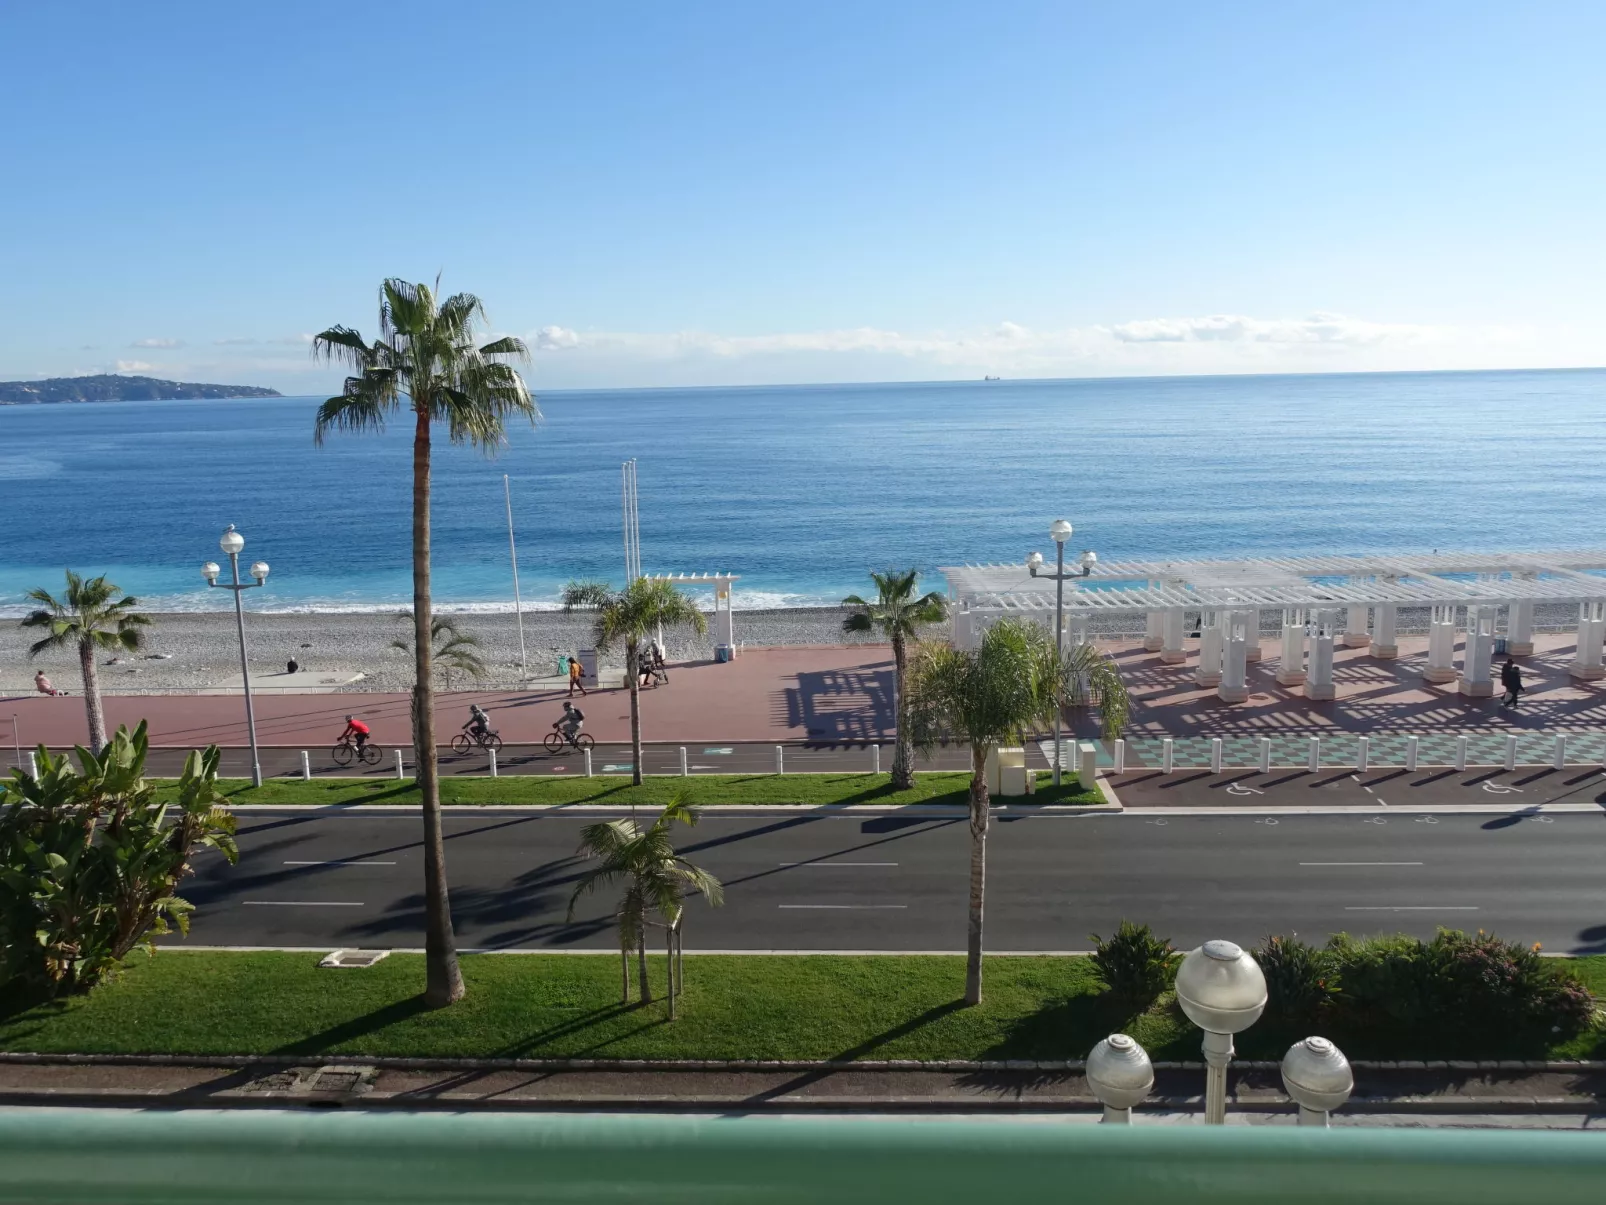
<box><xmin>1226</xmin><ymin>782</ymin><xmax>1265</xmax><ymax>796</ymax></box>
<box><xmin>1414</xmin><ymin>816</ymin><xmax>1440</xmax><ymax>824</ymax></box>
<box><xmin>1481</xmin><ymin>781</ymin><xmax>1523</xmax><ymax>795</ymax></box>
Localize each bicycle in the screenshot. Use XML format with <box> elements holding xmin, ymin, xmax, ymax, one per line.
<box><xmin>331</xmin><ymin>735</ymin><xmax>382</xmax><ymax>766</ymax></box>
<box><xmin>450</xmin><ymin>729</ymin><xmax>504</xmax><ymax>755</ymax></box>
<box><xmin>543</xmin><ymin>729</ymin><xmax>595</xmax><ymax>754</ymax></box>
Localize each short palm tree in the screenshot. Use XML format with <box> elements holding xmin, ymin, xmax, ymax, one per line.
<box><xmin>842</xmin><ymin>569</ymin><xmax>948</xmax><ymax>789</ymax></box>
<box><xmin>390</xmin><ymin>612</ymin><xmax>489</xmax><ymax>688</ymax></box>
<box><xmin>907</xmin><ymin>618</ymin><xmax>1128</xmax><ymax>1005</ymax></box>
<box><xmin>20</xmin><ymin>571</ymin><xmax>151</xmax><ymax>753</ymax></box>
<box><xmin>562</xmin><ymin>577</ymin><xmax>708</xmax><ymax>787</ymax></box>
<box><xmin>567</xmin><ymin>792</ymin><xmax>723</xmax><ymax>1017</ymax></box>
<box><xmin>313</xmin><ymin>277</ymin><xmax>538</xmax><ymax>1009</ymax></box>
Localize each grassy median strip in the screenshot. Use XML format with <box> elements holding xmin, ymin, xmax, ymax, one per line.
<box><xmin>4</xmin><ymin>951</ymin><xmax>1604</xmax><ymax>1062</ymax></box>
<box><xmin>151</xmin><ymin>773</ymin><xmax>1104</xmax><ymax>808</ymax></box>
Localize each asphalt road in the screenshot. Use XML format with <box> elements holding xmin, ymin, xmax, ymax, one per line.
<box><xmin>178</xmin><ymin>803</ymin><xmax>1606</xmax><ymax>954</ymax></box>
<box><xmin>1107</xmin><ymin>765</ymin><xmax>1606</xmax><ymax>809</ymax></box>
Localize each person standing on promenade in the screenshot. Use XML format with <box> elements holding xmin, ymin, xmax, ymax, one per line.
<box><xmin>1500</xmin><ymin>657</ymin><xmax>1524</xmax><ymax>708</ymax></box>
<box><xmin>568</xmin><ymin>655</ymin><xmax>586</xmax><ymax>697</ymax></box>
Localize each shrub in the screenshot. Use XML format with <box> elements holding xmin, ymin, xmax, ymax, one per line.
<box><xmin>0</xmin><ymin>722</ymin><xmax>236</xmax><ymax>996</ymax></box>
<box><xmin>1090</xmin><ymin>921</ymin><xmax>1179</xmax><ymax>1006</ymax></box>
<box><xmin>1327</xmin><ymin>932</ymin><xmax>1433</xmax><ymax>1027</ymax></box>
<box><xmin>1254</xmin><ymin>935</ymin><xmax>1337</xmax><ymax>1025</ymax></box>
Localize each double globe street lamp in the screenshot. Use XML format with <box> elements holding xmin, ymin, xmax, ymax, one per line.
<box><xmin>1027</xmin><ymin>519</ymin><xmax>1096</xmax><ymax>786</ymax></box>
<box><xmin>202</xmin><ymin>525</ymin><xmax>269</xmax><ymax>788</ymax></box>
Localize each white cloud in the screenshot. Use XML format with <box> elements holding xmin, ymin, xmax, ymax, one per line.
<box><xmin>213</xmin><ymin>337</ymin><xmax>258</xmax><ymax>346</ymax></box>
<box><xmin>533</xmin><ymin>325</ymin><xmax>581</xmax><ymax>350</ymax></box>
<box><xmin>115</xmin><ymin>360</ymin><xmax>155</xmax><ymax>373</ymax></box>
<box><xmin>1106</xmin><ymin>312</ymin><xmax>1438</xmax><ymax>346</ymax></box>
<box><xmin>130</xmin><ymin>337</ymin><xmax>182</xmax><ymax>349</ymax></box>
<box><xmin>272</xmin><ymin>333</ymin><xmax>315</xmax><ymax>345</ymax></box>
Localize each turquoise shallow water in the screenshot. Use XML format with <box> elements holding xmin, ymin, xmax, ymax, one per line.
<box><xmin>0</xmin><ymin>367</ymin><xmax>1602</xmax><ymax>615</ymax></box>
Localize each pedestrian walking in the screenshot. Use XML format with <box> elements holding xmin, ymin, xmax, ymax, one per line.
<box><xmin>34</xmin><ymin>670</ymin><xmax>65</xmax><ymax>696</ymax></box>
<box><xmin>1499</xmin><ymin>657</ymin><xmax>1524</xmax><ymax>708</ymax></box>
<box><xmin>567</xmin><ymin>654</ymin><xmax>586</xmax><ymax>697</ymax></box>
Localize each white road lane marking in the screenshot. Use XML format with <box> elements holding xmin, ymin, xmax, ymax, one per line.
<box><xmin>283</xmin><ymin>860</ymin><xmax>397</xmax><ymax>866</ymax></box>
<box><xmin>243</xmin><ymin>901</ymin><xmax>365</xmax><ymax>907</ymax></box>
<box><xmin>1344</xmin><ymin>906</ymin><xmax>1477</xmax><ymax>911</ymax></box>
<box><xmin>1301</xmin><ymin>862</ymin><xmax>1424</xmax><ymax>866</ymax></box>
<box><xmin>778</xmin><ymin>904</ymin><xmax>908</xmax><ymax>910</ymax></box>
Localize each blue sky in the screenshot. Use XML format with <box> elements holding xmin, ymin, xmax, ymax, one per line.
<box><xmin>3</xmin><ymin>1</ymin><xmax>1602</xmax><ymax>391</ymax></box>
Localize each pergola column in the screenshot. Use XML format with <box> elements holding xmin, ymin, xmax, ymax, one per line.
<box><xmin>1161</xmin><ymin>607</ymin><xmax>1186</xmax><ymax>665</ymax></box>
<box><xmin>1219</xmin><ymin>610</ymin><xmax>1250</xmax><ymax>703</ymax></box>
<box><xmin>1342</xmin><ymin>605</ymin><xmax>1371</xmax><ymax>648</ymax></box>
<box><xmin>1458</xmin><ymin>605</ymin><xmax>1495</xmax><ymax>697</ymax></box>
<box><xmin>1305</xmin><ymin>608</ymin><xmax>1337</xmax><ymax>700</ymax></box>
<box><xmin>1276</xmin><ymin>608</ymin><xmax>1307</xmax><ymax>686</ymax></box>
<box><xmin>1242</xmin><ymin>607</ymin><xmax>1263</xmax><ymax>662</ymax></box>
<box><xmin>1507</xmin><ymin>599</ymin><xmax>1535</xmax><ymax>657</ymax></box>
<box><xmin>1194</xmin><ymin>611</ymin><xmax>1224</xmax><ymax>688</ymax></box>
<box><xmin>1423</xmin><ymin>605</ymin><xmax>1459</xmax><ymax>684</ymax></box>
<box><xmin>1569</xmin><ymin>602</ymin><xmax>1606</xmax><ymax>681</ymax></box>
<box><xmin>1143</xmin><ymin>582</ymin><xmax>1164</xmax><ymax>651</ymax></box>
<box><xmin>1371</xmin><ymin>603</ymin><xmax>1399</xmax><ymax>659</ymax></box>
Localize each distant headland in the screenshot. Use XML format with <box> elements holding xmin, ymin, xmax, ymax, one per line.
<box><xmin>0</xmin><ymin>374</ymin><xmax>282</xmax><ymax>404</ymax></box>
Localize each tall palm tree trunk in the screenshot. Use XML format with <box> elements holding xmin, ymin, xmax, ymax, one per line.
<box><xmin>620</xmin><ymin>937</ymin><xmax>631</xmax><ymax>1004</ymax></box>
<box><xmin>965</xmin><ymin>742</ymin><xmax>990</xmax><ymax>1005</ymax></box>
<box><xmin>891</xmin><ymin>631</ymin><xmax>914</xmax><ymax>790</ymax></box>
<box><xmin>412</xmin><ymin>410</ymin><xmax>464</xmax><ymax>1008</ymax></box>
<box><xmin>637</xmin><ymin>929</ymin><xmax>652</xmax><ymax>1003</ymax></box>
<box><xmin>627</xmin><ymin>637</ymin><xmax>643</xmax><ymax>786</ymax></box>
<box><xmin>666</xmin><ymin>924</ymin><xmax>677</xmax><ymax>1020</ymax></box>
<box><xmin>77</xmin><ymin>637</ymin><xmax>107</xmax><ymax>754</ymax></box>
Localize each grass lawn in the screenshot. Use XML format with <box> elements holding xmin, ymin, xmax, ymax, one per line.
<box><xmin>154</xmin><ymin>772</ymin><xmax>1104</xmax><ymax>809</ymax></box>
<box><xmin>3</xmin><ymin>951</ymin><xmax>1603</xmax><ymax>1063</ymax></box>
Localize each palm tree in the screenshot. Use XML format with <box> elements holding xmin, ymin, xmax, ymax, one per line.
<box><xmin>390</xmin><ymin>612</ymin><xmax>490</xmax><ymax>688</ymax></box>
<box><xmin>906</xmin><ymin>618</ymin><xmax>1129</xmax><ymax>1005</ymax></box>
<box><xmin>842</xmin><ymin>569</ymin><xmax>948</xmax><ymax>790</ymax></box>
<box><xmin>562</xmin><ymin>577</ymin><xmax>708</xmax><ymax>787</ymax></box>
<box><xmin>20</xmin><ymin>571</ymin><xmax>151</xmax><ymax>754</ymax></box>
<box><xmin>567</xmin><ymin>792</ymin><xmax>723</xmax><ymax>1017</ymax></box>
<box><xmin>313</xmin><ymin>277</ymin><xmax>537</xmax><ymax>1009</ymax></box>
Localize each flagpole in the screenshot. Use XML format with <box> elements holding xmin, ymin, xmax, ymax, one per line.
<box><xmin>504</xmin><ymin>474</ymin><xmax>527</xmax><ymax>675</ymax></box>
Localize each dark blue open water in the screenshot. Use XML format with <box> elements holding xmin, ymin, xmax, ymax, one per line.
<box><xmin>1</xmin><ymin>368</ymin><xmax>1602</xmax><ymax>614</ymax></box>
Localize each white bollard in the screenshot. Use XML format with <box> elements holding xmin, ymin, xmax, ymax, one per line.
<box><xmin>680</xmin><ymin>746</ymin><xmax>689</xmax><ymax>776</ymax></box>
<box><xmin>1308</xmin><ymin>736</ymin><xmax>1320</xmax><ymax>773</ymax></box>
<box><xmin>1455</xmin><ymin>735</ymin><xmax>1468</xmax><ymax>772</ymax></box>
<box><xmin>1259</xmin><ymin>736</ymin><xmax>1272</xmax><ymax>774</ymax></box>
<box><xmin>1406</xmin><ymin>734</ymin><xmax>1419</xmax><ymax>771</ymax></box>
<box><xmin>1112</xmin><ymin>738</ymin><xmax>1126</xmax><ymax>774</ymax></box>
<box><xmin>489</xmin><ymin>748</ymin><xmax>498</xmax><ymax>777</ymax></box>
<box><xmin>1504</xmin><ymin>734</ymin><xmax>1518</xmax><ymax>773</ymax></box>
<box><xmin>1554</xmin><ymin>734</ymin><xmax>1567</xmax><ymax>770</ymax></box>
<box><xmin>775</xmin><ymin>744</ymin><xmax>784</xmax><ymax>775</ymax></box>
<box><xmin>28</xmin><ymin>752</ymin><xmax>38</xmax><ymax>778</ymax></box>
<box><xmin>1161</xmin><ymin>738</ymin><xmax>1174</xmax><ymax>774</ymax></box>
<box><xmin>873</xmin><ymin>744</ymin><xmax>881</xmax><ymax>774</ymax></box>
<box><xmin>1210</xmin><ymin>737</ymin><xmax>1223</xmax><ymax>774</ymax></box>
<box><xmin>394</xmin><ymin>749</ymin><xmax>404</xmax><ymax>779</ymax></box>
<box><xmin>1356</xmin><ymin>736</ymin><xmax>1369</xmax><ymax>773</ymax></box>
<box><xmin>301</xmin><ymin>750</ymin><xmax>311</xmax><ymax>781</ymax></box>
<box><xmin>584</xmin><ymin>747</ymin><xmax>593</xmax><ymax>777</ymax></box>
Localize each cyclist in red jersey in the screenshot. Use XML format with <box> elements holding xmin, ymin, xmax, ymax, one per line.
<box><xmin>340</xmin><ymin>715</ymin><xmax>371</xmax><ymax>752</ymax></box>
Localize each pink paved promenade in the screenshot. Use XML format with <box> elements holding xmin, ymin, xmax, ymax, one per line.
<box><xmin>2</xmin><ymin>646</ymin><xmax>895</xmax><ymax>750</ymax></box>
<box><xmin>1100</xmin><ymin>629</ymin><xmax>1606</xmax><ymax>738</ymax></box>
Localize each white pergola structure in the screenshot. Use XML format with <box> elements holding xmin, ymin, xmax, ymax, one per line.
<box><xmin>648</xmin><ymin>572</ymin><xmax>740</xmax><ymax>652</ymax></box>
<box><xmin>941</xmin><ymin>549</ymin><xmax>1606</xmax><ymax>704</ymax></box>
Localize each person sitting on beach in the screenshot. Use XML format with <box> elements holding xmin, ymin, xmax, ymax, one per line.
<box><xmin>34</xmin><ymin>670</ymin><xmax>65</xmax><ymax>697</ymax></box>
<box><xmin>463</xmin><ymin>703</ymin><xmax>492</xmax><ymax>740</ymax></box>
<box><xmin>552</xmin><ymin>700</ymin><xmax>584</xmax><ymax>742</ymax></box>
<box><xmin>340</xmin><ymin>714</ymin><xmax>370</xmax><ymax>751</ymax></box>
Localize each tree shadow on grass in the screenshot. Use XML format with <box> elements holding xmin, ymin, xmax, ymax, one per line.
<box><xmin>271</xmin><ymin>995</ymin><xmax>434</xmax><ymax>1058</ymax></box>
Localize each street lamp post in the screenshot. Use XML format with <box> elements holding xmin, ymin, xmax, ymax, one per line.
<box><xmin>1174</xmin><ymin>939</ymin><xmax>1268</xmax><ymax>1125</ymax></box>
<box><xmin>1086</xmin><ymin>1033</ymin><xmax>1154</xmax><ymax>1124</ymax></box>
<box><xmin>1028</xmin><ymin>518</ymin><xmax>1075</xmax><ymax>785</ymax></box>
<box><xmin>203</xmin><ymin>524</ymin><xmax>269</xmax><ymax>788</ymax></box>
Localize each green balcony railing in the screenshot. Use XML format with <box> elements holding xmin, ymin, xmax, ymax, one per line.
<box><xmin>1</xmin><ymin>1109</ymin><xmax>1604</xmax><ymax>1204</ymax></box>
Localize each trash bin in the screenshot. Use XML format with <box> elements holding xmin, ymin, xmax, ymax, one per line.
<box><xmin>1494</xmin><ymin>637</ymin><xmax>1508</xmax><ymax>655</ymax></box>
<box><xmin>715</xmin><ymin>644</ymin><xmax>733</xmax><ymax>663</ymax></box>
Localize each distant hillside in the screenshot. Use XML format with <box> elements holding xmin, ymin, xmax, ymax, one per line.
<box><xmin>0</xmin><ymin>374</ymin><xmax>282</xmax><ymax>404</ymax></box>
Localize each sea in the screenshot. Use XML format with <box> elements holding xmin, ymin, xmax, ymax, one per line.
<box><xmin>0</xmin><ymin>368</ymin><xmax>1602</xmax><ymax>616</ymax></box>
